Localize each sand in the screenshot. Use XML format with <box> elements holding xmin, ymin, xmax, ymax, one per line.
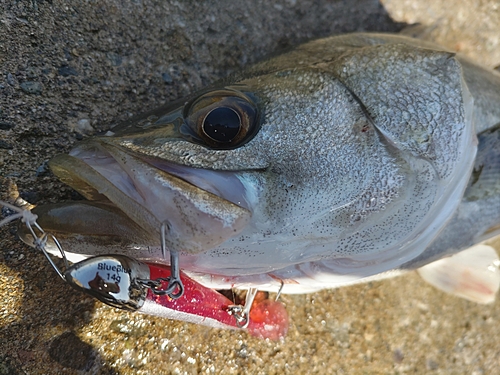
<box><xmin>1</xmin><ymin>1</ymin><xmax>500</xmax><ymax>374</ymax></box>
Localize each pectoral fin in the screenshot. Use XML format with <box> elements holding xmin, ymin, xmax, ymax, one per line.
<box><xmin>417</xmin><ymin>244</ymin><xmax>500</xmax><ymax>304</ymax></box>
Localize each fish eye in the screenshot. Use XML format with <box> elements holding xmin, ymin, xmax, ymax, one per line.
<box><xmin>183</xmin><ymin>88</ymin><xmax>260</xmax><ymax>149</ymax></box>
<box><xmin>202</xmin><ymin>107</ymin><xmax>241</xmax><ymax>143</ymax></box>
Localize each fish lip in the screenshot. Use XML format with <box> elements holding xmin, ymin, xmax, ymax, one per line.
<box><xmin>49</xmin><ymin>139</ymin><xmax>255</xmax><ymax>254</ymax></box>
<box><xmin>129</xmin><ymin>153</ymin><xmax>256</xmax><ymax>212</ymax></box>
<box><xmin>67</xmin><ymin>139</ymin><xmax>255</xmax><ymax>212</ymax></box>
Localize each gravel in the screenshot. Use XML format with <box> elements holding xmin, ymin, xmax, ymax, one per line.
<box><xmin>1</xmin><ymin>1</ymin><xmax>500</xmax><ymax>374</ymax></box>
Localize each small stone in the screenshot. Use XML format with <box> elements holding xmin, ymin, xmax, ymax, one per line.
<box><xmin>0</xmin><ymin>122</ymin><xmax>14</xmax><ymax>130</ymax></box>
<box><xmin>20</xmin><ymin>81</ymin><xmax>42</xmax><ymax>95</ymax></box>
<box><xmin>162</xmin><ymin>72</ymin><xmax>173</xmax><ymax>83</ymax></box>
<box><xmin>107</xmin><ymin>52</ymin><xmax>123</xmax><ymax>66</ymax></box>
<box><xmin>58</xmin><ymin>66</ymin><xmax>78</xmax><ymax>77</ymax></box>
<box><xmin>35</xmin><ymin>161</ymin><xmax>49</xmax><ymax>176</ymax></box>
<box><xmin>426</xmin><ymin>359</ymin><xmax>439</xmax><ymax>370</ymax></box>
<box><xmin>19</xmin><ymin>191</ymin><xmax>38</xmax><ymax>203</ymax></box>
<box><xmin>0</xmin><ymin>140</ymin><xmax>13</xmax><ymax>149</ymax></box>
<box><xmin>6</xmin><ymin>73</ymin><xmax>15</xmax><ymax>86</ymax></box>
<box><xmin>393</xmin><ymin>348</ymin><xmax>404</xmax><ymax>363</ymax></box>
<box><xmin>26</xmin><ymin>67</ymin><xmax>38</xmax><ymax>79</ymax></box>
<box><xmin>76</xmin><ymin>119</ymin><xmax>94</xmax><ymax>134</ymax></box>
<box><xmin>109</xmin><ymin>319</ymin><xmax>131</xmax><ymax>334</ymax></box>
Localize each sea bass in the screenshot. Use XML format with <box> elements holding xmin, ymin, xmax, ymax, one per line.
<box><xmin>18</xmin><ymin>33</ymin><xmax>500</xmax><ymax>313</ymax></box>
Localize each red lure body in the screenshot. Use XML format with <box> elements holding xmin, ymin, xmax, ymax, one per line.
<box><xmin>144</xmin><ymin>263</ymin><xmax>289</xmax><ymax>339</ymax></box>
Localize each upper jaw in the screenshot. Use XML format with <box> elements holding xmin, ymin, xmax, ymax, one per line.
<box><xmin>49</xmin><ymin>138</ymin><xmax>256</xmax><ymax>254</ymax></box>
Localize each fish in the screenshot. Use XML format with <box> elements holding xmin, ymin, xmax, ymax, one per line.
<box><xmin>13</xmin><ymin>32</ymin><xmax>500</xmax><ymax>332</ymax></box>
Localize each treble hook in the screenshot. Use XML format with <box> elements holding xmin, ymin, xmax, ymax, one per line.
<box><xmin>227</xmin><ymin>287</ymin><xmax>259</xmax><ymax>329</ymax></box>
<box><xmin>0</xmin><ymin>200</ymin><xmax>69</xmax><ymax>280</ymax></box>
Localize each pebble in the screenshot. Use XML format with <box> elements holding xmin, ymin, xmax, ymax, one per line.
<box><xmin>162</xmin><ymin>72</ymin><xmax>173</xmax><ymax>84</ymax></box>
<box><xmin>26</xmin><ymin>67</ymin><xmax>38</xmax><ymax>79</ymax></box>
<box><xmin>6</xmin><ymin>73</ymin><xmax>16</xmax><ymax>86</ymax></box>
<box><xmin>58</xmin><ymin>66</ymin><xmax>78</xmax><ymax>77</ymax></box>
<box><xmin>19</xmin><ymin>191</ymin><xmax>38</xmax><ymax>203</ymax></box>
<box><xmin>20</xmin><ymin>81</ymin><xmax>42</xmax><ymax>95</ymax></box>
<box><xmin>107</xmin><ymin>52</ymin><xmax>123</xmax><ymax>66</ymax></box>
<box><xmin>0</xmin><ymin>140</ymin><xmax>13</xmax><ymax>149</ymax></box>
<box><xmin>35</xmin><ymin>161</ymin><xmax>49</xmax><ymax>176</ymax></box>
<box><xmin>0</xmin><ymin>122</ymin><xmax>14</xmax><ymax>130</ymax></box>
<box><xmin>76</xmin><ymin>118</ymin><xmax>94</xmax><ymax>133</ymax></box>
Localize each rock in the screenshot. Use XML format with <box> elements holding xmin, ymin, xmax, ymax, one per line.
<box><xmin>19</xmin><ymin>191</ymin><xmax>38</xmax><ymax>203</ymax></box>
<box><xmin>57</xmin><ymin>66</ymin><xmax>79</xmax><ymax>77</ymax></box>
<box><xmin>0</xmin><ymin>122</ymin><xmax>14</xmax><ymax>130</ymax></box>
<box><xmin>76</xmin><ymin>118</ymin><xmax>94</xmax><ymax>134</ymax></box>
<box><xmin>35</xmin><ymin>161</ymin><xmax>49</xmax><ymax>176</ymax></box>
<box><xmin>20</xmin><ymin>81</ymin><xmax>42</xmax><ymax>95</ymax></box>
<box><xmin>107</xmin><ymin>52</ymin><xmax>123</xmax><ymax>66</ymax></box>
<box><xmin>6</xmin><ymin>73</ymin><xmax>15</xmax><ymax>86</ymax></box>
<box><xmin>162</xmin><ymin>72</ymin><xmax>173</xmax><ymax>84</ymax></box>
<box><xmin>0</xmin><ymin>140</ymin><xmax>13</xmax><ymax>149</ymax></box>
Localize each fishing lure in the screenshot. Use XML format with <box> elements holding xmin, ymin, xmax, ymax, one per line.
<box><xmin>0</xmin><ymin>200</ymin><xmax>289</xmax><ymax>340</ymax></box>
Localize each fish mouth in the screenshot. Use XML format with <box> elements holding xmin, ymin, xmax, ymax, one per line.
<box><xmin>45</xmin><ymin>138</ymin><xmax>254</xmax><ymax>256</ymax></box>
<box><xmin>16</xmin><ymin>140</ymin><xmax>259</xmax><ymax>332</ymax></box>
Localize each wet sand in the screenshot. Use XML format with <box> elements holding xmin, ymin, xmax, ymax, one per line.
<box><xmin>1</xmin><ymin>1</ymin><xmax>500</xmax><ymax>374</ymax></box>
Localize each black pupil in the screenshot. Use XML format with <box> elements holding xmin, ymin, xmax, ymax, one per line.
<box><xmin>203</xmin><ymin>107</ymin><xmax>241</xmax><ymax>142</ymax></box>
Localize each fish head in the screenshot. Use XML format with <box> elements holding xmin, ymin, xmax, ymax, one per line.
<box><xmin>28</xmin><ymin>36</ymin><xmax>477</xmax><ymax>282</ymax></box>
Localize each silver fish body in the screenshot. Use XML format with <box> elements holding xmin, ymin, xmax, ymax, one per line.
<box><xmin>23</xmin><ymin>33</ymin><xmax>500</xmax><ymax>293</ymax></box>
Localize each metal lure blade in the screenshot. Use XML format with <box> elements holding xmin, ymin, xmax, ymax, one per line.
<box><xmin>64</xmin><ymin>255</ymin><xmax>150</xmax><ymax>311</ymax></box>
